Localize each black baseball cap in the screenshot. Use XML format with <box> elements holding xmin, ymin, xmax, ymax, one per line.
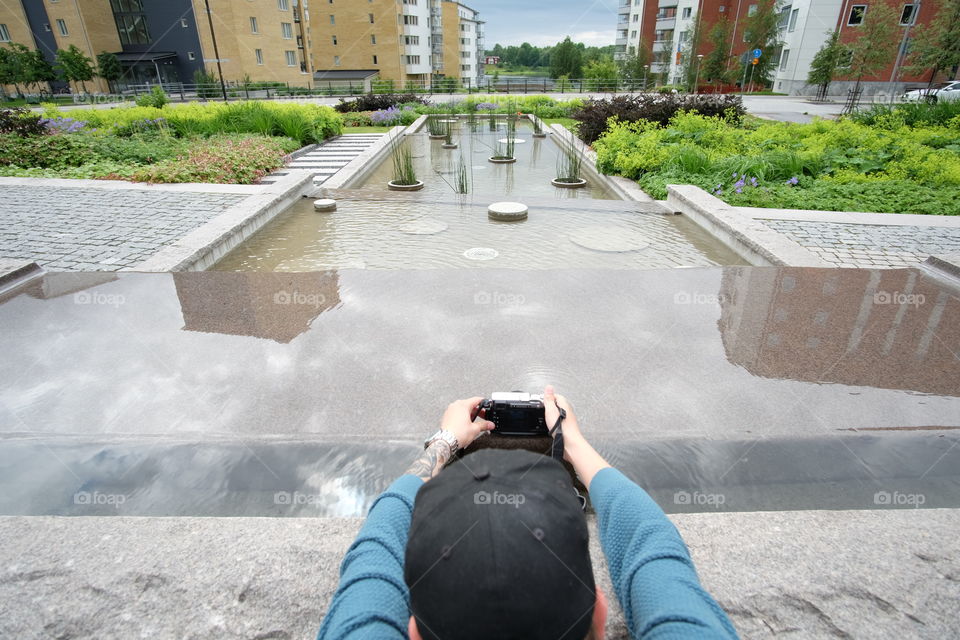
<box><xmin>404</xmin><ymin>449</ymin><xmax>595</xmax><ymax>640</ymax></box>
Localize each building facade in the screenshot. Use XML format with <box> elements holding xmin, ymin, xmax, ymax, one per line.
<box><xmin>617</xmin><ymin>0</ymin><xmax>953</xmax><ymax>96</ymax></box>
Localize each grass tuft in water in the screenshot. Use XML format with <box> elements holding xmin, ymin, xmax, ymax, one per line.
<box><xmin>389</xmin><ymin>138</ymin><xmax>418</xmax><ymax>186</ymax></box>
<box><xmin>555</xmin><ymin>143</ymin><xmax>584</xmax><ymax>183</ymax></box>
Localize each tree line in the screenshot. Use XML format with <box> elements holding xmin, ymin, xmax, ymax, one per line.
<box><xmin>0</xmin><ymin>43</ymin><xmax>123</xmax><ymax>96</ymax></box>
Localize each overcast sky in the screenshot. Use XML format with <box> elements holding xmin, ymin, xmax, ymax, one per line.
<box><xmin>473</xmin><ymin>0</ymin><xmax>618</xmax><ymax>48</ymax></box>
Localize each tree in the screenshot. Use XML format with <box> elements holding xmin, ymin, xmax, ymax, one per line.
<box><xmin>550</xmin><ymin>37</ymin><xmax>583</xmax><ymax>78</ymax></box>
<box><xmin>679</xmin><ymin>15</ymin><xmax>707</xmax><ymax>91</ymax></box>
<box><xmin>807</xmin><ymin>30</ymin><xmax>844</xmax><ymax>99</ymax></box>
<box><xmin>702</xmin><ymin>17</ymin><xmax>735</xmax><ymax>85</ymax></box>
<box><xmin>0</xmin><ymin>44</ymin><xmax>28</xmax><ymax>97</ymax></box>
<box><xmin>24</xmin><ymin>49</ymin><xmax>57</xmax><ymax>94</ymax></box>
<box><xmin>740</xmin><ymin>1</ymin><xmax>782</xmax><ymax>88</ymax></box>
<box><xmin>56</xmin><ymin>44</ymin><xmax>95</xmax><ymax>93</ymax></box>
<box><xmin>846</xmin><ymin>1</ymin><xmax>898</xmax><ymax>96</ymax></box>
<box><xmin>906</xmin><ymin>0</ymin><xmax>960</xmax><ymax>91</ymax></box>
<box><xmin>96</xmin><ymin>51</ymin><xmax>123</xmax><ymax>93</ymax></box>
<box><xmin>617</xmin><ymin>44</ymin><xmax>651</xmax><ymax>84</ymax></box>
<box><xmin>583</xmin><ymin>55</ymin><xmax>619</xmax><ymax>90</ymax></box>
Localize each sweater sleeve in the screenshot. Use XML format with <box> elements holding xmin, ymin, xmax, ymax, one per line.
<box><xmin>317</xmin><ymin>474</ymin><xmax>424</xmax><ymax>640</ymax></box>
<box><xmin>589</xmin><ymin>468</ymin><xmax>739</xmax><ymax>639</ymax></box>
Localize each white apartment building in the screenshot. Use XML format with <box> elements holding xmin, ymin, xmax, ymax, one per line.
<box><xmin>615</xmin><ymin>0</ymin><xmax>647</xmax><ymax>60</ymax></box>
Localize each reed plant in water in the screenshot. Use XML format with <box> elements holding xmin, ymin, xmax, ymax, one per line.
<box><xmin>390</xmin><ymin>138</ymin><xmax>418</xmax><ymax>186</ymax></box>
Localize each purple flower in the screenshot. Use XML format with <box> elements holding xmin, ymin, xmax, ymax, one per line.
<box><xmin>734</xmin><ymin>178</ymin><xmax>745</xmax><ymax>189</ymax></box>
<box><xmin>786</xmin><ymin>176</ymin><xmax>799</xmax><ymax>186</ymax></box>
<box><xmin>735</xmin><ymin>187</ymin><xmax>743</xmax><ymax>194</ymax></box>
<box><xmin>476</xmin><ymin>102</ymin><xmax>498</xmax><ymax>111</ymax></box>
<box><xmin>371</xmin><ymin>106</ymin><xmax>403</xmax><ymax>124</ymax></box>
<box><xmin>40</xmin><ymin>117</ymin><xmax>88</xmax><ymax>134</ymax></box>
<box><xmin>731</xmin><ymin>172</ymin><xmax>737</xmax><ymax>178</ymax></box>
<box><xmin>750</xmin><ymin>177</ymin><xmax>758</xmax><ymax>187</ymax></box>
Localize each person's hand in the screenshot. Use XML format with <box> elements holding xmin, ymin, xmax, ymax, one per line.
<box><xmin>543</xmin><ymin>385</ymin><xmax>586</xmax><ymax>453</ymax></box>
<box><xmin>440</xmin><ymin>396</ymin><xmax>495</xmax><ymax>448</ymax></box>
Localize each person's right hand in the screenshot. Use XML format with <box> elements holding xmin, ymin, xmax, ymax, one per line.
<box><xmin>543</xmin><ymin>385</ymin><xmax>585</xmax><ymax>453</ymax></box>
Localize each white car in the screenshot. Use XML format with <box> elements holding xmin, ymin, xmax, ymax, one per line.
<box><xmin>902</xmin><ymin>81</ymin><xmax>960</xmax><ymax>103</ymax></box>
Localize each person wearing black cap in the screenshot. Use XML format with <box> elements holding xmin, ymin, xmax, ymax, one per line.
<box><xmin>317</xmin><ymin>386</ymin><xmax>738</xmax><ymax>639</ymax></box>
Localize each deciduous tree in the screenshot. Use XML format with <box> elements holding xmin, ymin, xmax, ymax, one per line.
<box><xmin>56</xmin><ymin>44</ymin><xmax>95</xmax><ymax>93</ymax></box>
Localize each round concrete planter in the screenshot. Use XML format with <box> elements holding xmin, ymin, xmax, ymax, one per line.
<box><xmin>488</xmin><ymin>201</ymin><xmax>528</xmax><ymax>221</ymax></box>
<box><xmin>428</xmin><ymin>134</ymin><xmax>446</xmax><ymax>140</ymax></box>
<box><xmin>488</xmin><ymin>156</ymin><xmax>517</xmax><ymax>164</ymax></box>
<box><xmin>532</xmin><ymin>132</ymin><xmax>547</xmax><ymax>138</ymax></box>
<box><xmin>313</xmin><ymin>198</ymin><xmax>337</xmax><ymax>212</ymax></box>
<box><xmin>441</xmin><ymin>143</ymin><xmax>458</xmax><ymax>149</ymax></box>
<box><xmin>388</xmin><ymin>180</ymin><xmax>425</xmax><ymax>191</ymax></box>
<box><xmin>552</xmin><ymin>178</ymin><xmax>587</xmax><ymax>189</ymax></box>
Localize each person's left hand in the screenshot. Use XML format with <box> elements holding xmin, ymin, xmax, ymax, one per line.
<box><xmin>440</xmin><ymin>396</ymin><xmax>495</xmax><ymax>448</ymax></box>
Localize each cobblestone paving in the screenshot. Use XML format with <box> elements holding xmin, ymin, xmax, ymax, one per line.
<box><xmin>0</xmin><ymin>185</ymin><xmax>246</xmax><ymax>271</ymax></box>
<box><xmin>760</xmin><ymin>219</ymin><xmax>960</xmax><ymax>268</ymax></box>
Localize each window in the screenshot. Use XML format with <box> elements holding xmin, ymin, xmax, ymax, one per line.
<box><xmin>278</xmin><ymin>0</ymin><xmax>289</xmax><ymax>9</ymax></box>
<box><xmin>368</xmin><ymin>13</ymin><xmax>374</xmax><ymax>23</ymax></box>
<box><xmin>788</xmin><ymin>8</ymin><xmax>799</xmax><ymax>31</ymax></box>
<box><xmin>631</xmin><ymin>30</ymin><xmax>637</xmax><ymax>38</ymax></box>
<box><xmin>633</xmin><ymin>14</ymin><xmax>639</xmax><ymax>22</ymax></box>
<box><xmin>373</xmin><ymin>55</ymin><xmax>378</xmax><ymax>64</ymax></box>
<box><xmin>405</xmin><ymin>35</ymin><xmax>419</xmax><ymax>45</ymax></box>
<box><xmin>900</xmin><ymin>4</ymin><xmax>916</xmax><ymax>24</ymax></box>
<box><xmin>334</xmin><ymin>55</ymin><xmax>340</xmax><ymax>65</ymax></box>
<box><xmin>679</xmin><ymin>30</ymin><xmax>689</xmax><ymax>43</ymax></box>
<box><xmin>406</xmin><ymin>55</ymin><xmax>421</xmax><ymax>64</ymax></box>
<box><xmin>403</xmin><ymin>0</ymin><xmax>418</xmax><ymax>4</ymax></box>
<box><xmin>403</xmin><ymin>14</ymin><xmax>418</xmax><ymax>25</ymax></box>
<box><xmin>719</xmin><ymin>5</ymin><xmax>725</xmax><ymax>12</ymax></box>
<box><xmin>181</xmin><ymin>18</ymin><xmax>188</xmax><ymax>27</ymax></box>
<box><xmin>0</xmin><ymin>24</ymin><xmax>9</xmax><ymax>42</ymax></box>
<box><xmin>748</xmin><ymin>4</ymin><xmax>758</xmax><ymax>16</ymax></box>
<box><xmin>779</xmin><ymin>48</ymin><xmax>789</xmax><ymax>70</ymax></box>
<box><xmin>331</xmin><ymin>34</ymin><xmax>337</xmax><ymax>44</ymax></box>
<box><xmin>778</xmin><ymin>5</ymin><xmax>791</xmax><ymax>28</ymax></box>
<box><xmin>847</xmin><ymin>5</ymin><xmax>866</xmax><ymax>25</ymax></box>
<box><xmin>461</xmin><ymin>50</ymin><xmax>470</xmax><ymax>58</ymax></box>
<box><xmin>44</xmin><ymin>23</ymin><xmax>50</xmax><ymax>31</ymax></box>
<box><xmin>460</xmin><ymin>37</ymin><xmax>469</xmax><ymax>44</ymax></box>
<box><xmin>250</xmin><ymin>16</ymin><xmax>259</xmax><ymax>33</ymax></box>
<box><xmin>187</xmin><ymin>51</ymin><xmax>196</xmax><ymax>60</ymax></box>
<box><xmin>681</xmin><ymin>7</ymin><xmax>691</xmax><ymax>18</ymax></box>
<box><xmin>285</xmin><ymin>50</ymin><xmax>296</xmax><ymax>66</ymax></box>
<box><xmin>111</xmin><ymin>0</ymin><xmax>151</xmax><ymax>45</ymax></box>
<box><xmin>255</xmin><ymin>48</ymin><xmax>263</xmax><ymax>64</ymax></box>
<box><xmin>329</xmin><ymin>14</ymin><xmax>335</xmax><ymax>24</ymax></box>
<box><xmin>371</xmin><ymin>34</ymin><xmax>376</xmax><ymax>44</ymax></box>
<box><xmin>461</xmin><ymin>64</ymin><xmax>471</xmax><ymax>70</ymax></box>
<box><xmin>56</xmin><ymin>18</ymin><xmax>68</xmax><ymax>36</ymax></box>
<box><xmin>281</xmin><ymin>22</ymin><xmax>293</xmax><ymax>38</ymax></box>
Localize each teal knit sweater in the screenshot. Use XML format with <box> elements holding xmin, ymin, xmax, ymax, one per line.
<box><xmin>317</xmin><ymin>468</ymin><xmax>739</xmax><ymax>639</ymax></box>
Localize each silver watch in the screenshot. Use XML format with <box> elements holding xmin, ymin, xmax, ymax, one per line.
<box><xmin>424</xmin><ymin>429</ymin><xmax>459</xmax><ymax>455</ymax></box>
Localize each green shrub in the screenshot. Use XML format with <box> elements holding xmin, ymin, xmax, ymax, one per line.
<box><xmin>0</xmin><ymin>107</ymin><xmax>46</xmax><ymax>137</ymax></box>
<box><xmin>851</xmin><ymin>101</ymin><xmax>960</xmax><ymax>128</ymax></box>
<box><xmin>135</xmin><ymin>86</ymin><xmax>169</xmax><ymax>109</ymax></box>
<box><xmin>342</xmin><ymin>111</ymin><xmax>374</xmax><ymax>127</ymax></box>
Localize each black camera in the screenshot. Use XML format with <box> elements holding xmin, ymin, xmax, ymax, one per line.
<box><xmin>475</xmin><ymin>392</ymin><xmax>548</xmax><ymax>436</ymax></box>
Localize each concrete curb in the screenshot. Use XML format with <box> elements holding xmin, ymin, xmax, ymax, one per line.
<box><xmin>740</xmin><ymin>206</ymin><xmax>960</xmax><ymax>228</ymax></box>
<box><xmin>319</xmin><ymin>125</ymin><xmax>406</xmax><ymax>190</ymax></box>
<box><xmin>921</xmin><ymin>254</ymin><xmax>960</xmax><ymax>288</ymax></box>
<box><xmin>666</xmin><ymin>185</ymin><xmax>832</xmax><ymax>267</ymax></box>
<box><xmin>127</xmin><ymin>171</ymin><xmax>315</xmax><ymax>272</ymax></box>
<box><xmin>0</xmin><ymin>176</ymin><xmax>262</xmax><ymax>194</ymax></box>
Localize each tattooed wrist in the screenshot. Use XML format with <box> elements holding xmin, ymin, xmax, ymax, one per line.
<box><xmin>405</xmin><ymin>440</ymin><xmax>453</xmax><ymax>482</ymax></box>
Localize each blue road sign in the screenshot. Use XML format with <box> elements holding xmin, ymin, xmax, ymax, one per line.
<box><xmin>752</xmin><ymin>48</ymin><xmax>762</xmax><ymax>57</ymax></box>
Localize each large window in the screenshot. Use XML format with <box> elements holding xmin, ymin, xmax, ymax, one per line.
<box><xmin>779</xmin><ymin>48</ymin><xmax>790</xmax><ymax>70</ymax></box>
<box><xmin>111</xmin><ymin>0</ymin><xmax>151</xmax><ymax>45</ymax></box>
<box><xmin>405</xmin><ymin>35</ymin><xmax>419</xmax><ymax>45</ymax></box>
<box><xmin>788</xmin><ymin>8</ymin><xmax>799</xmax><ymax>31</ymax></box>
<box><xmin>0</xmin><ymin>24</ymin><xmax>9</xmax><ymax>42</ymax></box>
<box><xmin>406</xmin><ymin>55</ymin><xmax>421</xmax><ymax>64</ymax></box>
<box><xmin>285</xmin><ymin>51</ymin><xmax>296</xmax><ymax>66</ymax></box>
<box><xmin>278</xmin><ymin>0</ymin><xmax>289</xmax><ymax>9</ymax></box>
<box><xmin>281</xmin><ymin>22</ymin><xmax>293</xmax><ymax>38</ymax></box>
<box><xmin>403</xmin><ymin>15</ymin><xmax>418</xmax><ymax>25</ymax></box>
<box><xmin>900</xmin><ymin>4</ymin><xmax>916</xmax><ymax>24</ymax></box>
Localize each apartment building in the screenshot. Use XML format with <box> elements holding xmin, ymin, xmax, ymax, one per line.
<box><xmin>618</xmin><ymin>0</ymin><xmax>948</xmax><ymax>96</ymax></box>
<box><xmin>0</xmin><ymin>0</ymin><xmax>313</xmax><ymax>91</ymax></box>
<box><xmin>311</xmin><ymin>0</ymin><xmax>483</xmax><ymax>88</ymax></box>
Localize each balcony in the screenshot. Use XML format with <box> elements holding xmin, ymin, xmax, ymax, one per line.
<box><xmin>615</xmin><ymin>37</ymin><xmax>629</xmax><ymax>46</ymax></box>
<box><xmin>658</xmin><ymin>0</ymin><xmax>678</xmax><ymax>6</ymax></box>
<box><xmin>652</xmin><ymin>40</ymin><xmax>672</xmax><ymax>52</ymax></box>
<box><xmin>656</xmin><ymin>17</ymin><xmax>676</xmax><ymax>29</ymax></box>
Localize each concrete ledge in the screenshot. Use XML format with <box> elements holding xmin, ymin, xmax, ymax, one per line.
<box><xmin>0</xmin><ymin>260</ymin><xmax>43</xmax><ymax>294</ymax></box>
<box><xmin>128</xmin><ymin>171</ymin><xmax>315</xmax><ymax>272</ymax></box>
<box><xmin>921</xmin><ymin>254</ymin><xmax>960</xmax><ymax>288</ymax></box>
<box><xmin>667</xmin><ymin>185</ymin><xmax>831</xmax><ymax>267</ymax></box>
<box><xmin>0</xmin><ymin>176</ymin><xmax>263</xmax><ymax>195</ymax></box>
<box><xmin>740</xmin><ymin>206</ymin><xmax>960</xmax><ymax>228</ymax></box>
<box><xmin>319</xmin><ymin>125</ymin><xmax>405</xmax><ymax>190</ymax></box>
<box><xmin>1</xmin><ymin>509</ymin><xmax>957</xmax><ymax>639</ymax></box>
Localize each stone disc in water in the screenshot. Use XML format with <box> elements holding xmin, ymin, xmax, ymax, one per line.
<box><xmin>399</xmin><ymin>219</ymin><xmax>449</xmax><ymax>235</ymax></box>
<box><xmin>569</xmin><ymin>226</ymin><xmax>651</xmax><ymax>253</ymax></box>
<box><xmin>497</xmin><ymin>138</ymin><xmax>526</xmax><ymax>144</ymax></box>
<box><xmin>463</xmin><ymin>247</ymin><xmax>499</xmax><ymax>261</ymax></box>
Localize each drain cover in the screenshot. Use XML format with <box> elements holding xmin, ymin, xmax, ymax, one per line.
<box><xmin>463</xmin><ymin>247</ymin><xmax>499</xmax><ymax>260</ymax></box>
<box><xmin>399</xmin><ymin>219</ymin><xmax>449</xmax><ymax>235</ymax></box>
<box><xmin>497</xmin><ymin>138</ymin><xmax>526</xmax><ymax>144</ymax></box>
<box><xmin>569</xmin><ymin>226</ymin><xmax>651</xmax><ymax>252</ymax></box>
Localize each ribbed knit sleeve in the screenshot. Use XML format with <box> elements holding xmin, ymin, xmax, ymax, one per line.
<box><xmin>589</xmin><ymin>468</ymin><xmax>739</xmax><ymax>639</ymax></box>
<box><xmin>317</xmin><ymin>474</ymin><xmax>424</xmax><ymax>640</ymax></box>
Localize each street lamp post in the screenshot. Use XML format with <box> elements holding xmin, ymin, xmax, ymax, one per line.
<box><xmin>643</xmin><ymin>64</ymin><xmax>650</xmax><ymax>92</ymax></box>
<box><xmin>693</xmin><ymin>54</ymin><xmax>704</xmax><ymax>94</ymax></box>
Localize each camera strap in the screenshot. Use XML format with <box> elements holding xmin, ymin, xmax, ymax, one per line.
<box><xmin>548</xmin><ymin>403</ymin><xmax>566</xmax><ymax>463</ymax></box>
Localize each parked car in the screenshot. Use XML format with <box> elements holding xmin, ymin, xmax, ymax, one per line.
<box><xmin>902</xmin><ymin>81</ymin><xmax>960</xmax><ymax>103</ymax></box>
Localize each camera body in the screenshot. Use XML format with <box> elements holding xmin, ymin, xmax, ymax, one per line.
<box><xmin>478</xmin><ymin>392</ymin><xmax>548</xmax><ymax>436</ymax></box>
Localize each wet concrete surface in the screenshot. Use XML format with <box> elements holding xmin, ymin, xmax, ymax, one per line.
<box><xmin>0</xmin><ymin>267</ymin><xmax>958</xmax><ymax>516</ymax></box>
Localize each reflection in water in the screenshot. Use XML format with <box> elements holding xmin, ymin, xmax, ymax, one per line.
<box><xmin>719</xmin><ymin>268</ymin><xmax>960</xmax><ymax>397</ymax></box>
<box><xmin>173</xmin><ymin>271</ymin><xmax>341</xmax><ymax>343</ymax></box>
<box><xmin>0</xmin><ymin>271</ymin><xmax>118</xmax><ymax>304</ymax></box>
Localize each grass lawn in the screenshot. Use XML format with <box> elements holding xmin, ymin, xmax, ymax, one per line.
<box><xmin>341</xmin><ymin>126</ymin><xmax>393</xmax><ymax>133</ymax></box>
